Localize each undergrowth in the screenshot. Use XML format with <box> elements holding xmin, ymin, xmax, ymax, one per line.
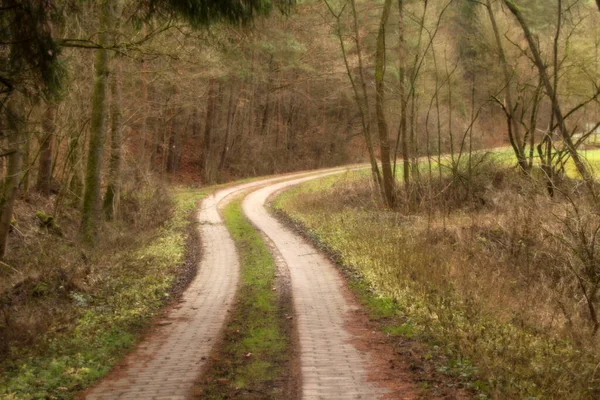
<box><xmin>0</xmin><ymin>186</ymin><xmax>207</xmax><ymax>399</ymax></box>
<box><xmin>194</xmin><ymin>197</ymin><xmax>291</xmax><ymax>399</ymax></box>
<box><xmin>273</xmin><ymin>169</ymin><xmax>600</xmax><ymax>399</ymax></box>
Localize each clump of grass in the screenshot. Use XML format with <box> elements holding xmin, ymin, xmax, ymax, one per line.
<box><xmin>0</xmin><ymin>186</ymin><xmax>207</xmax><ymax>399</ymax></box>
<box><xmin>194</xmin><ymin>198</ymin><xmax>291</xmax><ymax>399</ymax></box>
<box><xmin>273</xmin><ymin>168</ymin><xmax>600</xmax><ymax>399</ymax></box>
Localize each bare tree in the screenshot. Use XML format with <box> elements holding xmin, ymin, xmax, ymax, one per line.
<box><xmin>375</xmin><ymin>0</ymin><xmax>396</xmax><ymax>207</ymax></box>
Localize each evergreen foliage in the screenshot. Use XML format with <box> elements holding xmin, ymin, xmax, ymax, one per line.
<box><xmin>0</xmin><ymin>0</ymin><xmax>65</xmax><ymax>98</ymax></box>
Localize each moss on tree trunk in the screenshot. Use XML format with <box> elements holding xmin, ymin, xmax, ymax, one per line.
<box><xmin>82</xmin><ymin>0</ymin><xmax>112</xmax><ymax>241</ymax></box>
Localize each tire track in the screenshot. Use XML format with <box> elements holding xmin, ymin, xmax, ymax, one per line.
<box><xmin>85</xmin><ymin>171</ymin><xmax>335</xmax><ymax>400</ymax></box>
<box><xmin>243</xmin><ymin>170</ymin><xmax>388</xmax><ymax>400</ymax></box>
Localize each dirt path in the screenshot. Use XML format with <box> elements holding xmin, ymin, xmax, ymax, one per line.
<box><xmin>243</xmin><ymin>171</ymin><xmax>390</xmax><ymax>400</ymax></box>
<box><xmin>84</xmin><ymin>173</ymin><xmax>322</xmax><ymax>400</ymax></box>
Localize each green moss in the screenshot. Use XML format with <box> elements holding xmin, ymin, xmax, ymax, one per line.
<box><xmin>197</xmin><ymin>198</ymin><xmax>289</xmax><ymax>399</ymax></box>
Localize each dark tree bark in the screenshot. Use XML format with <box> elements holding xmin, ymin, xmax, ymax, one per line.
<box><xmin>104</xmin><ymin>62</ymin><xmax>123</xmax><ymax>220</ymax></box>
<box><xmin>396</xmin><ymin>0</ymin><xmax>410</xmax><ymax>188</ymax></box>
<box><xmin>21</xmin><ymin>127</ymin><xmax>31</xmax><ymax>193</ymax></box>
<box><xmin>192</xmin><ymin>107</ymin><xmax>200</xmax><ymax>138</ymax></box>
<box><xmin>166</xmin><ymin>112</ymin><xmax>180</xmax><ymax>173</ymax></box>
<box><xmin>37</xmin><ymin>103</ymin><xmax>57</xmax><ymax>193</ymax></box>
<box><xmin>219</xmin><ymin>81</ymin><xmax>238</xmax><ymax>173</ymax></box>
<box><xmin>203</xmin><ymin>78</ymin><xmax>218</xmax><ymax>183</ymax></box>
<box><xmin>0</xmin><ymin>99</ymin><xmax>22</xmax><ymax>258</ymax></box>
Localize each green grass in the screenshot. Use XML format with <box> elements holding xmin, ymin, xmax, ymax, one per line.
<box><xmin>398</xmin><ymin>147</ymin><xmax>600</xmax><ymax>179</ymax></box>
<box><xmin>194</xmin><ymin>197</ymin><xmax>290</xmax><ymax>399</ymax></box>
<box><xmin>0</xmin><ymin>187</ymin><xmax>208</xmax><ymax>400</ymax></box>
<box><xmin>273</xmin><ymin>174</ymin><xmax>600</xmax><ymax>399</ymax></box>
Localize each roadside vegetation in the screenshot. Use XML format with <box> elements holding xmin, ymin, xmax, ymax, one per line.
<box><xmin>194</xmin><ymin>197</ymin><xmax>293</xmax><ymax>399</ymax></box>
<box><xmin>274</xmin><ymin>152</ymin><xmax>600</xmax><ymax>399</ymax></box>
<box><xmin>0</xmin><ymin>185</ymin><xmax>207</xmax><ymax>399</ymax></box>
<box><xmin>2</xmin><ymin>0</ymin><xmax>600</xmax><ymax>398</ymax></box>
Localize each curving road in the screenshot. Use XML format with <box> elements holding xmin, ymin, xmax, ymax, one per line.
<box><xmin>243</xmin><ymin>172</ymin><xmax>387</xmax><ymax>400</ymax></box>
<box><xmin>85</xmin><ymin>166</ymin><xmax>386</xmax><ymax>400</ymax></box>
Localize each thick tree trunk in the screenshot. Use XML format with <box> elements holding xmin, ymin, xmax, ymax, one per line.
<box><xmin>82</xmin><ymin>0</ymin><xmax>112</xmax><ymax>241</ymax></box>
<box><xmin>37</xmin><ymin>103</ymin><xmax>57</xmax><ymax>193</ymax></box>
<box><xmin>0</xmin><ymin>99</ymin><xmax>22</xmax><ymax>258</ymax></box>
<box><xmin>375</xmin><ymin>0</ymin><xmax>395</xmax><ymax>208</ymax></box>
<box><xmin>104</xmin><ymin>62</ymin><xmax>123</xmax><ymax>220</ymax></box>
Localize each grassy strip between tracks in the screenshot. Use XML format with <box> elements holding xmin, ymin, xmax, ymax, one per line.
<box><xmin>193</xmin><ymin>197</ymin><xmax>293</xmax><ymax>399</ymax></box>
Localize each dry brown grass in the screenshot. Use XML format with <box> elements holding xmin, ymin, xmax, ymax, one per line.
<box><xmin>275</xmin><ymin>163</ymin><xmax>600</xmax><ymax>398</ymax></box>
<box><xmin>0</xmin><ymin>179</ymin><xmax>172</xmax><ymax>362</ymax></box>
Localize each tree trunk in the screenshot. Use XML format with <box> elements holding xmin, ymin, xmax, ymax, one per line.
<box><xmin>82</xmin><ymin>0</ymin><xmax>112</xmax><ymax>241</ymax></box>
<box><xmin>396</xmin><ymin>0</ymin><xmax>410</xmax><ymax>188</ymax></box>
<box><xmin>0</xmin><ymin>99</ymin><xmax>22</xmax><ymax>258</ymax></box>
<box><xmin>503</xmin><ymin>0</ymin><xmax>595</xmax><ymax>199</ymax></box>
<box><xmin>166</xmin><ymin>111</ymin><xmax>180</xmax><ymax>173</ymax></box>
<box><xmin>21</xmin><ymin>127</ymin><xmax>31</xmax><ymax>194</ymax></box>
<box><xmin>486</xmin><ymin>0</ymin><xmax>528</xmax><ymax>172</ymax></box>
<box><xmin>139</xmin><ymin>57</ymin><xmax>149</xmax><ymax>173</ymax></box>
<box><xmin>375</xmin><ymin>0</ymin><xmax>395</xmax><ymax>208</ymax></box>
<box><xmin>104</xmin><ymin>61</ymin><xmax>123</xmax><ymax>220</ymax></box>
<box><xmin>348</xmin><ymin>0</ymin><xmax>383</xmax><ymax>190</ymax></box>
<box><xmin>203</xmin><ymin>79</ymin><xmax>218</xmax><ymax>183</ymax></box>
<box><xmin>219</xmin><ymin>81</ymin><xmax>238</xmax><ymax>173</ymax></box>
<box><xmin>192</xmin><ymin>107</ymin><xmax>200</xmax><ymax>138</ymax></box>
<box><xmin>37</xmin><ymin>103</ymin><xmax>57</xmax><ymax>193</ymax></box>
<box><xmin>260</xmin><ymin>59</ymin><xmax>274</xmax><ymax>138</ymax></box>
<box><xmin>68</xmin><ymin>122</ymin><xmax>84</xmax><ymax>201</ymax></box>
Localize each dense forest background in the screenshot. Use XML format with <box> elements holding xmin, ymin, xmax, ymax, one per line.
<box><xmin>2</xmin><ymin>0</ymin><xmax>599</xmax><ymax>246</ymax></box>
